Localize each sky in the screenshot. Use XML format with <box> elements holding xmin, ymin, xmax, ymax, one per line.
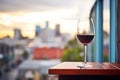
<box><xmin>0</xmin><ymin>0</ymin><xmax>109</xmax><ymax>38</ymax></box>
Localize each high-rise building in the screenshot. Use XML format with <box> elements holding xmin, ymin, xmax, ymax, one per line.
<box><xmin>55</xmin><ymin>24</ymin><xmax>61</xmax><ymax>36</ymax></box>
<box><xmin>35</xmin><ymin>25</ymin><xmax>42</xmax><ymax>36</ymax></box>
<box><xmin>14</xmin><ymin>28</ymin><xmax>22</xmax><ymax>40</ymax></box>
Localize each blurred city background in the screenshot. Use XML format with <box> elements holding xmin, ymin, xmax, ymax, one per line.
<box><xmin>0</xmin><ymin>0</ymin><xmax>109</xmax><ymax>80</ymax></box>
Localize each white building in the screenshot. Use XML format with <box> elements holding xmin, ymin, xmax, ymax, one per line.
<box><xmin>32</xmin><ymin>27</ymin><xmax>71</xmax><ymax>49</ymax></box>
<box><xmin>32</xmin><ymin>21</ymin><xmax>71</xmax><ymax>49</ymax></box>
<box><xmin>38</xmin><ymin>28</ymin><xmax>56</xmax><ymax>43</ymax></box>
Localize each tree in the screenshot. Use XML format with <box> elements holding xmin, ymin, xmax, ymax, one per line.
<box><xmin>61</xmin><ymin>36</ymin><xmax>84</xmax><ymax>62</ymax></box>
<box><xmin>22</xmin><ymin>50</ymin><xmax>29</xmax><ymax>59</ymax></box>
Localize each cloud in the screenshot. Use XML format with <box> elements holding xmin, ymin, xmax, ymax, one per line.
<box><xmin>0</xmin><ymin>0</ymin><xmax>97</xmax><ymax>24</ymax></box>
<box><xmin>0</xmin><ymin>0</ymin><xmax>78</xmax><ymax>12</ymax></box>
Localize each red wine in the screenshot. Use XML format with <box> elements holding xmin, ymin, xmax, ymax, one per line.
<box><xmin>77</xmin><ymin>34</ymin><xmax>94</xmax><ymax>46</ymax></box>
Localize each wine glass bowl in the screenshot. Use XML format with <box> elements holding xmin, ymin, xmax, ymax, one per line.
<box><xmin>76</xmin><ymin>17</ymin><xmax>95</xmax><ymax>68</ymax></box>
<box><xmin>77</xmin><ymin>34</ymin><xmax>94</xmax><ymax>46</ymax></box>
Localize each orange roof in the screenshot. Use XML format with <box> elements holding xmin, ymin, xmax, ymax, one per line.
<box><xmin>33</xmin><ymin>47</ymin><xmax>64</xmax><ymax>60</ymax></box>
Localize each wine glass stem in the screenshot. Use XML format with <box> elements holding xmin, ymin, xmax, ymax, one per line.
<box><xmin>84</xmin><ymin>45</ymin><xmax>87</xmax><ymax>63</ymax></box>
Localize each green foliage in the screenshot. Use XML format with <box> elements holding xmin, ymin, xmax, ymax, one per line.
<box><xmin>22</xmin><ymin>50</ymin><xmax>29</xmax><ymax>59</ymax></box>
<box><xmin>61</xmin><ymin>48</ymin><xmax>83</xmax><ymax>62</ymax></box>
<box><xmin>104</xmin><ymin>54</ymin><xmax>108</xmax><ymax>62</ymax></box>
<box><xmin>61</xmin><ymin>36</ymin><xmax>84</xmax><ymax>62</ymax></box>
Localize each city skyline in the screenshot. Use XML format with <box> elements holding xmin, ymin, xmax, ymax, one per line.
<box><xmin>0</xmin><ymin>0</ymin><xmax>109</xmax><ymax>38</ymax></box>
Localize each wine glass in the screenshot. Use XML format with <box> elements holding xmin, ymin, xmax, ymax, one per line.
<box><xmin>76</xmin><ymin>17</ymin><xmax>95</xmax><ymax>68</ymax></box>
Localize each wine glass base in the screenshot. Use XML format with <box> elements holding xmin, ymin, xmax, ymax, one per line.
<box><xmin>77</xmin><ymin>63</ymin><xmax>93</xmax><ymax>68</ymax></box>
<box><xmin>77</xmin><ymin>65</ymin><xmax>85</xmax><ymax>68</ymax></box>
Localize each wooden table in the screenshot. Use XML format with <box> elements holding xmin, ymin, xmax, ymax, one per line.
<box><xmin>49</xmin><ymin>62</ymin><xmax>120</xmax><ymax>80</ymax></box>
